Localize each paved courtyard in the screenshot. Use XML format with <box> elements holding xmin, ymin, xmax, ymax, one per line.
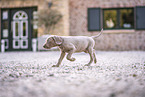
<box><xmin>0</xmin><ymin>51</ymin><xmax>145</xmax><ymax>97</ymax></box>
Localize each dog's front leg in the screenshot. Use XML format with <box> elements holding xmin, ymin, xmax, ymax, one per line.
<box><xmin>52</xmin><ymin>51</ymin><xmax>66</xmax><ymax>67</ymax></box>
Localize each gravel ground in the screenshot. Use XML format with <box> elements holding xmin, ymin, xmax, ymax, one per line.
<box><xmin>0</xmin><ymin>51</ymin><xmax>145</xmax><ymax>97</ymax></box>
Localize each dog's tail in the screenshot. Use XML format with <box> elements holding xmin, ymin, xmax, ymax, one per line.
<box><xmin>91</xmin><ymin>28</ymin><xmax>103</xmax><ymax>39</ymax></box>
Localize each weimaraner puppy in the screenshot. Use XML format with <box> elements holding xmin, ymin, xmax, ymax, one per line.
<box><xmin>43</xmin><ymin>29</ymin><xmax>103</xmax><ymax>67</ymax></box>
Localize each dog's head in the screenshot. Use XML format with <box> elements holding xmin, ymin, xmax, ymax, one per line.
<box><xmin>43</xmin><ymin>35</ymin><xmax>63</xmax><ymax>49</ymax></box>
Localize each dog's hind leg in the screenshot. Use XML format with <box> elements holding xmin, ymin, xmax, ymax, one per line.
<box><xmin>93</xmin><ymin>50</ymin><xmax>97</xmax><ymax>63</ymax></box>
<box><xmin>85</xmin><ymin>47</ymin><xmax>94</xmax><ymax>66</ymax></box>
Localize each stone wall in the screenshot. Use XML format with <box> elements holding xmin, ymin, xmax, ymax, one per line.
<box><xmin>0</xmin><ymin>0</ymin><xmax>42</xmax><ymax>10</ymax></box>
<box><xmin>69</xmin><ymin>0</ymin><xmax>145</xmax><ymax>50</ymax></box>
<box><xmin>95</xmin><ymin>31</ymin><xmax>145</xmax><ymax>50</ymax></box>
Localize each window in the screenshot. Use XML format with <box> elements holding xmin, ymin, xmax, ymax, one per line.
<box><xmin>13</xmin><ymin>11</ymin><xmax>28</xmax><ymax>20</ymax></box>
<box><xmin>103</xmin><ymin>8</ymin><xmax>134</xmax><ymax>29</ymax></box>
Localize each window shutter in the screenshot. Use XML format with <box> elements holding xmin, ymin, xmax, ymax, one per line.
<box><xmin>88</xmin><ymin>8</ymin><xmax>101</xmax><ymax>31</ymax></box>
<box><xmin>136</xmin><ymin>6</ymin><xmax>145</xmax><ymax>30</ymax></box>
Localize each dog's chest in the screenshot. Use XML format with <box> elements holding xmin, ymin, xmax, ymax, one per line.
<box><xmin>59</xmin><ymin>46</ymin><xmax>70</xmax><ymax>52</ymax></box>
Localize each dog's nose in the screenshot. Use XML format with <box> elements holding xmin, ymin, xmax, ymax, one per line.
<box><xmin>43</xmin><ymin>45</ymin><xmax>46</xmax><ymax>48</ymax></box>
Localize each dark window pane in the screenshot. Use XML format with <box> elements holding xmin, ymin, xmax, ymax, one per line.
<box><xmin>120</xmin><ymin>9</ymin><xmax>134</xmax><ymax>28</ymax></box>
<box><xmin>15</xmin><ymin>22</ymin><xmax>19</xmax><ymax>36</ymax></box>
<box><xmin>5</xmin><ymin>41</ymin><xmax>7</xmax><ymax>47</ymax></box>
<box><xmin>23</xmin><ymin>41</ymin><xmax>26</xmax><ymax>46</ymax></box>
<box><xmin>16</xmin><ymin>41</ymin><xmax>19</xmax><ymax>46</ymax></box>
<box><xmin>23</xmin><ymin>14</ymin><xmax>26</xmax><ymax>18</ymax></box>
<box><xmin>3</xmin><ymin>21</ymin><xmax>8</xmax><ymax>29</ymax></box>
<box><xmin>19</xmin><ymin>12</ymin><xmax>22</xmax><ymax>16</ymax></box>
<box><xmin>16</xmin><ymin>15</ymin><xmax>19</xmax><ymax>18</ymax></box>
<box><xmin>5</xmin><ymin>39</ymin><xmax>8</xmax><ymax>49</ymax></box>
<box><xmin>23</xmin><ymin>22</ymin><xmax>26</xmax><ymax>36</ymax></box>
<box><xmin>104</xmin><ymin>10</ymin><xmax>117</xmax><ymax>29</ymax></box>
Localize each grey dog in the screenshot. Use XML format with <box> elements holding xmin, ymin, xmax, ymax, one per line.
<box><xmin>43</xmin><ymin>29</ymin><xmax>103</xmax><ymax>67</ymax></box>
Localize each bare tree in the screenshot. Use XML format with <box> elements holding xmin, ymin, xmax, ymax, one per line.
<box><xmin>37</xmin><ymin>9</ymin><xmax>62</xmax><ymax>34</ymax></box>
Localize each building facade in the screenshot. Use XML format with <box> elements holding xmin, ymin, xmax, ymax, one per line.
<box><xmin>0</xmin><ymin>0</ymin><xmax>145</xmax><ymax>51</ymax></box>
<box><xmin>69</xmin><ymin>0</ymin><xmax>145</xmax><ymax>50</ymax></box>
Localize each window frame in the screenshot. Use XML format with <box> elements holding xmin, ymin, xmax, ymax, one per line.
<box><xmin>103</xmin><ymin>8</ymin><xmax>134</xmax><ymax>30</ymax></box>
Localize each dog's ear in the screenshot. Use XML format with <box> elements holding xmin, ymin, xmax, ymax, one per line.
<box><xmin>52</xmin><ymin>36</ymin><xmax>63</xmax><ymax>45</ymax></box>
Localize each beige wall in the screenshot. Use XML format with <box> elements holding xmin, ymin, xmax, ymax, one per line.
<box><xmin>69</xmin><ymin>0</ymin><xmax>145</xmax><ymax>50</ymax></box>
<box><xmin>48</xmin><ymin>0</ymin><xmax>69</xmax><ymax>36</ymax></box>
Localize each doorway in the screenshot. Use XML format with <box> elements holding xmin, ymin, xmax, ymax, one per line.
<box><xmin>12</xmin><ymin>11</ymin><xmax>28</xmax><ymax>49</ymax></box>
<box><xmin>1</xmin><ymin>7</ymin><xmax>37</xmax><ymax>51</ymax></box>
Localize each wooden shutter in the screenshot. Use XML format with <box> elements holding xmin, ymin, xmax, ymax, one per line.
<box><xmin>136</xmin><ymin>6</ymin><xmax>145</xmax><ymax>30</ymax></box>
<box><xmin>88</xmin><ymin>8</ymin><xmax>101</xmax><ymax>31</ymax></box>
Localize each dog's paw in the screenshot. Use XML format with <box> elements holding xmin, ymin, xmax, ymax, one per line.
<box><xmin>52</xmin><ymin>65</ymin><xmax>59</xmax><ymax>67</ymax></box>
<box><xmin>84</xmin><ymin>64</ymin><xmax>90</xmax><ymax>66</ymax></box>
<box><xmin>94</xmin><ymin>60</ymin><xmax>97</xmax><ymax>64</ymax></box>
<box><xmin>69</xmin><ymin>58</ymin><xmax>76</xmax><ymax>62</ymax></box>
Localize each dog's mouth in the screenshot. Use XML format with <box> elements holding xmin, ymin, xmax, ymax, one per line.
<box><xmin>43</xmin><ymin>45</ymin><xmax>51</xmax><ymax>49</ymax></box>
<box><xmin>43</xmin><ymin>47</ymin><xmax>51</xmax><ymax>49</ymax></box>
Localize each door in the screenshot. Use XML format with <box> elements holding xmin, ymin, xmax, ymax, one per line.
<box><xmin>12</xmin><ymin>11</ymin><xmax>29</xmax><ymax>49</ymax></box>
<box><xmin>1</xmin><ymin>7</ymin><xmax>37</xmax><ymax>51</ymax></box>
